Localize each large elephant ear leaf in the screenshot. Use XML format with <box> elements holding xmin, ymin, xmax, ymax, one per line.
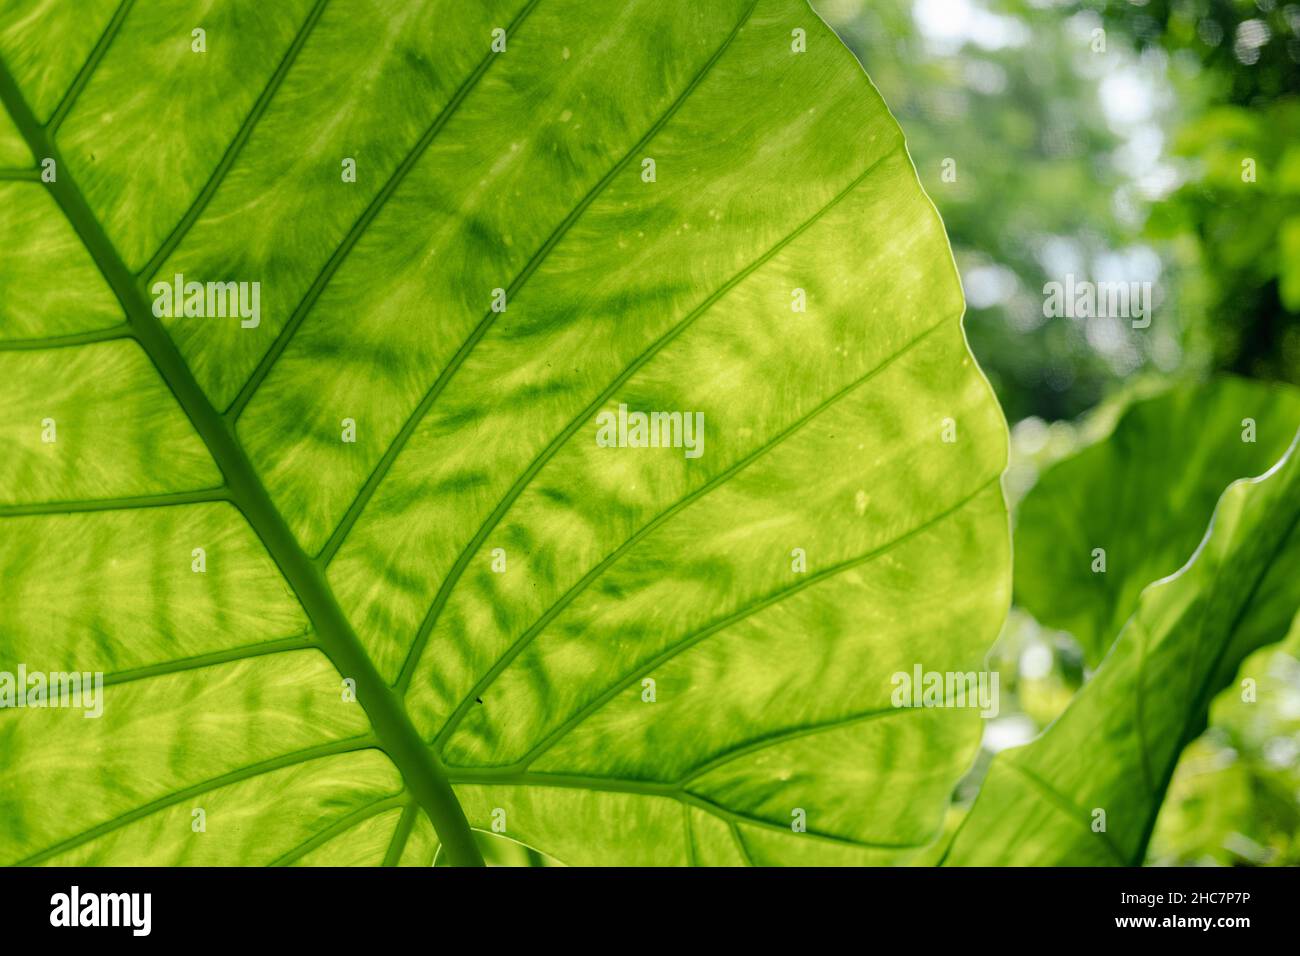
<box><xmin>0</xmin><ymin>101</ymin><xmax>28</xmax><ymax>165</ymax></box>
<box><xmin>0</xmin><ymin>0</ymin><xmax>1007</xmax><ymax>867</ymax></box>
<box><xmin>946</xmin><ymin>429</ymin><xmax>1300</xmax><ymax>865</ymax></box>
<box><xmin>1014</xmin><ymin>378</ymin><xmax>1300</xmax><ymax>666</ymax></box>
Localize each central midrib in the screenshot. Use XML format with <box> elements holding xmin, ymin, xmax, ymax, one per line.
<box><xmin>0</xmin><ymin>62</ymin><xmax>484</xmax><ymax>867</ymax></box>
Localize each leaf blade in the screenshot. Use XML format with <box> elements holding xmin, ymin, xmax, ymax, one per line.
<box><xmin>1</xmin><ymin>0</ymin><xmax>1009</xmax><ymax>866</ymax></box>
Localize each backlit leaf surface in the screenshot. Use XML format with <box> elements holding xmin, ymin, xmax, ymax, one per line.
<box><xmin>0</xmin><ymin>0</ymin><xmax>1007</xmax><ymax>866</ymax></box>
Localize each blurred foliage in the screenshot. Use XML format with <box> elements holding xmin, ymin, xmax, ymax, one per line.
<box><xmin>1117</xmin><ymin>0</ymin><xmax>1300</xmax><ymax>388</ymax></box>
<box><xmin>813</xmin><ymin>0</ymin><xmax>1300</xmax><ymax>867</ymax></box>
<box><xmin>816</xmin><ymin>0</ymin><xmax>1300</xmax><ymax>423</ymax></box>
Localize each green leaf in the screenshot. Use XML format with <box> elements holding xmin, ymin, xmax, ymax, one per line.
<box><xmin>1014</xmin><ymin>378</ymin><xmax>1300</xmax><ymax>665</ymax></box>
<box><xmin>0</xmin><ymin>0</ymin><xmax>1007</xmax><ymax>866</ymax></box>
<box><xmin>0</xmin><ymin>102</ymin><xmax>29</xmax><ymax>166</ymax></box>
<box><xmin>945</xmin><ymin>430</ymin><xmax>1300</xmax><ymax>865</ymax></box>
